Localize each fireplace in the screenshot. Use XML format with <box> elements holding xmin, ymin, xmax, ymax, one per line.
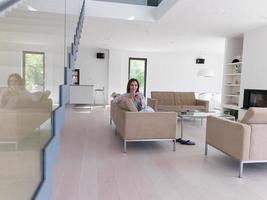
<box><xmin>243</xmin><ymin>89</ymin><xmax>267</xmax><ymax>109</ymax></box>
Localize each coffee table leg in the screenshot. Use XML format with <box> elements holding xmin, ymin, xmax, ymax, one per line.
<box><xmin>176</xmin><ymin>117</ymin><xmax>195</xmax><ymax>145</ymax></box>
<box><xmin>181</xmin><ymin>118</ymin><xmax>184</xmax><ymax>139</ymax></box>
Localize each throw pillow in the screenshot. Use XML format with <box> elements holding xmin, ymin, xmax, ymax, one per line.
<box><xmin>111</xmin><ymin>92</ymin><xmax>120</xmax><ymax>98</ymax></box>
<box><xmin>117</xmin><ymin>96</ymin><xmax>138</xmax><ymax>112</ymax></box>
<box><xmin>31</xmin><ymin>92</ymin><xmax>43</xmax><ymax>102</ymax></box>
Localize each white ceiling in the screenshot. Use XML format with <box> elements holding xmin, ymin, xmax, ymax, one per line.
<box><xmin>1</xmin><ymin>0</ymin><xmax>267</xmax><ymax>53</ymax></box>
<box><xmin>82</xmin><ymin>0</ymin><xmax>267</xmax><ymax>53</ymax></box>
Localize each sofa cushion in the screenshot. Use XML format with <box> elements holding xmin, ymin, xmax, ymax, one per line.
<box><xmin>117</xmin><ymin>96</ymin><xmax>138</xmax><ymax>112</ymax></box>
<box><xmin>241</xmin><ymin>107</ymin><xmax>267</xmax><ymax>124</ymax></box>
<box><xmin>31</xmin><ymin>90</ymin><xmax>51</xmax><ymax>102</ymax></box>
<box><xmin>151</xmin><ymin>92</ymin><xmax>175</xmax><ymax>105</ymax></box>
<box><xmin>174</xmin><ymin>92</ymin><xmax>196</xmax><ymax>105</ymax></box>
<box><xmin>158</xmin><ymin>105</ymin><xmax>183</xmax><ymax>112</ymax></box>
<box><xmin>182</xmin><ymin>105</ymin><xmax>206</xmax><ymax>112</ymax></box>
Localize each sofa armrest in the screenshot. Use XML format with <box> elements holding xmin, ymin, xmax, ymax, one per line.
<box><xmin>196</xmin><ymin>99</ymin><xmax>209</xmax><ymax>112</ymax></box>
<box><xmin>206</xmin><ymin>116</ymin><xmax>251</xmax><ymax>161</ymax></box>
<box><xmin>124</xmin><ymin>112</ymin><xmax>177</xmax><ymax>140</ymax></box>
<box><xmin>147</xmin><ymin>98</ymin><xmax>158</xmax><ymax>111</ymax></box>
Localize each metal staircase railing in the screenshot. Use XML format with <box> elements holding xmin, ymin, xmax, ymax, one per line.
<box><xmin>33</xmin><ymin>1</ymin><xmax>85</xmax><ymax>199</ymax></box>
<box><xmin>0</xmin><ymin>0</ymin><xmax>22</xmax><ymax>13</ymax></box>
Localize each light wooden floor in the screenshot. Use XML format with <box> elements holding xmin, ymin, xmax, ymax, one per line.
<box><xmin>51</xmin><ymin>106</ymin><xmax>267</xmax><ymax>200</ymax></box>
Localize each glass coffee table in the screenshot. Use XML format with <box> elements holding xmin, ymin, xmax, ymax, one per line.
<box><xmin>177</xmin><ymin>111</ymin><xmax>235</xmax><ymax>145</ymax></box>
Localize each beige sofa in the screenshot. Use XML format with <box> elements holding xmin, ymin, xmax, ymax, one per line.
<box><xmin>147</xmin><ymin>91</ymin><xmax>209</xmax><ymax>112</ymax></box>
<box><xmin>0</xmin><ymin>88</ymin><xmax>53</xmax><ymax>141</ymax></box>
<box><xmin>206</xmin><ymin>107</ymin><xmax>267</xmax><ymax>177</ymax></box>
<box><xmin>110</xmin><ymin>101</ymin><xmax>177</xmax><ymax>153</ymax></box>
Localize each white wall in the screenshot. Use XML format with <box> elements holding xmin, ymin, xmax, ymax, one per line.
<box><xmin>75</xmin><ymin>47</ymin><xmax>225</xmax><ymax>104</ymax></box>
<box><xmin>74</xmin><ymin>47</ymin><xmax>109</xmax><ymax>104</ymax></box>
<box><xmin>108</xmin><ymin>49</ymin><xmax>225</xmax><ymax>101</ymax></box>
<box><xmin>240</xmin><ymin>25</ymin><xmax>267</xmax><ymax>105</ymax></box>
<box><xmin>224</xmin><ymin>38</ymin><xmax>243</xmax><ymax>63</ymax></box>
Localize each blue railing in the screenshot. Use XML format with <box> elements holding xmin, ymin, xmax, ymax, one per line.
<box><xmin>33</xmin><ymin>1</ymin><xmax>85</xmax><ymax>199</ymax></box>
<box><xmin>0</xmin><ymin>0</ymin><xmax>21</xmax><ymax>12</ymax></box>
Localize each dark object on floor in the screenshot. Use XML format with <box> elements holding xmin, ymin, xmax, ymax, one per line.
<box><xmin>176</xmin><ymin>138</ymin><xmax>195</xmax><ymax>145</ymax></box>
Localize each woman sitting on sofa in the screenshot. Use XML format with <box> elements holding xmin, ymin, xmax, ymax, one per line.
<box><xmin>114</xmin><ymin>78</ymin><xmax>154</xmax><ymax>112</ymax></box>
<box><xmin>1</xmin><ymin>73</ymin><xmax>51</xmax><ymax>109</ymax></box>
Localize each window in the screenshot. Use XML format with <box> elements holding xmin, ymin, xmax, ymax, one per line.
<box><xmin>23</xmin><ymin>51</ymin><xmax>45</xmax><ymax>92</ymax></box>
<box><xmin>128</xmin><ymin>58</ymin><xmax>147</xmax><ymax>96</ymax></box>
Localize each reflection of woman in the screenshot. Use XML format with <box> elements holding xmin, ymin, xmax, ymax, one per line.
<box><xmin>1</xmin><ymin>73</ymin><xmax>32</xmax><ymax>108</ymax></box>
<box><xmin>115</xmin><ymin>78</ymin><xmax>154</xmax><ymax>112</ymax></box>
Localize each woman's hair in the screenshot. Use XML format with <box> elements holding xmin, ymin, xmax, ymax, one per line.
<box><xmin>7</xmin><ymin>73</ymin><xmax>24</xmax><ymax>87</ymax></box>
<box><xmin>126</xmin><ymin>78</ymin><xmax>140</xmax><ymax>93</ymax></box>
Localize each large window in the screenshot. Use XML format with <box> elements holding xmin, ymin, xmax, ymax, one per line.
<box><xmin>128</xmin><ymin>58</ymin><xmax>147</xmax><ymax>96</ymax></box>
<box><xmin>23</xmin><ymin>51</ymin><xmax>45</xmax><ymax>92</ymax></box>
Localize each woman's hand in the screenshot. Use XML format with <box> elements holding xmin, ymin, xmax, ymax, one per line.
<box><xmin>129</xmin><ymin>92</ymin><xmax>136</xmax><ymax>100</ymax></box>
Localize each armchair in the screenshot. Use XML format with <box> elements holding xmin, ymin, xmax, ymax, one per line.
<box><xmin>205</xmin><ymin>107</ymin><xmax>267</xmax><ymax>177</ymax></box>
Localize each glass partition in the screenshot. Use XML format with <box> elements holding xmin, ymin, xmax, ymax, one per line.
<box><xmin>0</xmin><ymin>0</ymin><xmax>81</xmax><ymax>199</ymax></box>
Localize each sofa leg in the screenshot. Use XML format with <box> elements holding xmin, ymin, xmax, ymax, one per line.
<box><xmin>115</xmin><ymin>128</ymin><xmax>118</xmax><ymax>136</ymax></box>
<box><xmin>173</xmin><ymin>139</ymin><xmax>176</xmax><ymax>152</ymax></box>
<box><xmin>205</xmin><ymin>142</ymin><xmax>208</xmax><ymax>155</ymax></box>
<box><xmin>123</xmin><ymin>140</ymin><xmax>127</xmax><ymax>153</ymax></box>
<box><xmin>239</xmin><ymin>161</ymin><xmax>244</xmax><ymax>178</ymax></box>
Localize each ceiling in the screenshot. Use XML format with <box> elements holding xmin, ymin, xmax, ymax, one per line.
<box><xmin>82</xmin><ymin>0</ymin><xmax>267</xmax><ymax>53</ymax></box>
<box><xmin>1</xmin><ymin>0</ymin><xmax>267</xmax><ymax>53</ymax></box>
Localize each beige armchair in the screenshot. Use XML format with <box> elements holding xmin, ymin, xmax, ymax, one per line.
<box><xmin>205</xmin><ymin>107</ymin><xmax>267</xmax><ymax>177</ymax></box>
<box><xmin>110</xmin><ymin>101</ymin><xmax>177</xmax><ymax>153</ymax></box>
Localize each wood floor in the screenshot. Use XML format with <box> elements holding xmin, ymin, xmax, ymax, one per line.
<box><xmin>51</xmin><ymin>106</ymin><xmax>267</xmax><ymax>200</ymax></box>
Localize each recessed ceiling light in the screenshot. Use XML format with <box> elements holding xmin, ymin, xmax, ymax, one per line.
<box><xmin>27</xmin><ymin>5</ymin><xmax>38</xmax><ymax>12</ymax></box>
<box><xmin>127</xmin><ymin>16</ymin><xmax>135</xmax><ymax>21</ymax></box>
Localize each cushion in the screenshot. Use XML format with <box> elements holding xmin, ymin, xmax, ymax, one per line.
<box><xmin>111</xmin><ymin>92</ymin><xmax>120</xmax><ymax>99</ymax></box>
<box><xmin>31</xmin><ymin>90</ymin><xmax>51</xmax><ymax>102</ymax></box>
<box><xmin>241</xmin><ymin>107</ymin><xmax>267</xmax><ymax>124</ymax></box>
<box><xmin>31</xmin><ymin>92</ymin><xmax>43</xmax><ymax>102</ymax></box>
<box><xmin>42</xmin><ymin>90</ymin><xmax>51</xmax><ymax>99</ymax></box>
<box><xmin>158</xmin><ymin>105</ymin><xmax>183</xmax><ymax>112</ymax></box>
<box><xmin>151</xmin><ymin>91</ymin><xmax>175</xmax><ymax>105</ymax></box>
<box><xmin>174</xmin><ymin>92</ymin><xmax>196</xmax><ymax>105</ymax></box>
<box><xmin>117</xmin><ymin>96</ymin><xmax>138</xmax><ymax>112</ymax></box>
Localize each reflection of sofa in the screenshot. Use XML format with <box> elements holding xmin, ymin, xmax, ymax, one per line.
<box><xmin>0</xmin><ymin>89</ymin><xmax>53</xmax><ymax>140</ymax></box>
<box><xmin>110</xmin><ymin>101</ymin><xmax>176</xmax><ymax>153</ymax></box>
<box><xmin>206</xmin><ymin>107</ymin><xmax>267</xmax><ymax>177</ymax></box>
<box><xmin>147</xmin><ymin>91</ymin><xmax>209</xmax><ymax>112</ymax></box>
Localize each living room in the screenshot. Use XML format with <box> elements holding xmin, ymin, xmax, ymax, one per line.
<box><xmin>53</xmin><ymin>1</ymin><xmax>267</xmax><ymax>200</ymax></box>
<box><xmin>1</xmin><ymin>0</ymin><xmax>267</xmax><ymax>199</ymax></box>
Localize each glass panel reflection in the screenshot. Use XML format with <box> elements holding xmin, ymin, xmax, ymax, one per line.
<box><xmin>0</xmin><ymin>73</ymin><xmax>52</xmax><ymax>199</ymax></box>
<box><xmin>0</xmin><ymin>0</ymin><xmax>66</xmax><ymax>198</ymax></box>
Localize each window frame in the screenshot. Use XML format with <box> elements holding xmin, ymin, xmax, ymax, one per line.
<box><xmin>128</xmin><ymin>57</ymin><xmax>147</xmax><ymax>97</ymax></box>
<box><xmin>22</xmin><ymin>51</ymin><xmax>45</xmax><ymax>92</ymax></box>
